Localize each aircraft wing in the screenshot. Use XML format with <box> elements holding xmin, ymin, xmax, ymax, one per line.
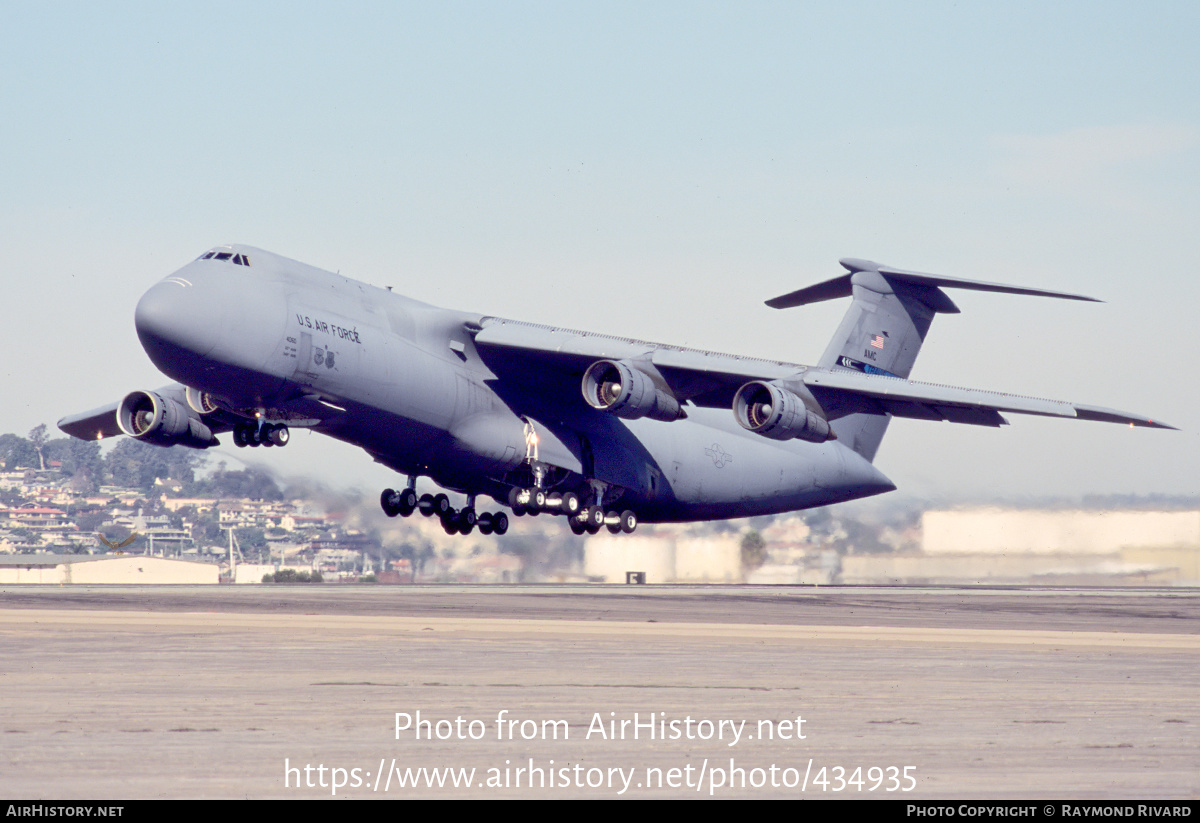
<box><xmin>470</xmin><ymin>318</ymin><xmax>1173</xmax><ymax>430</ymax></box>
<box><xmin>471</xmin><ymin>317</ymin><xmax>799</xmax><ymax>407</ymax></box>
<box><xmin>800</xmin><ymin>369</ymin><xmax>1174</xmax><ymax>429</ymax></box>
<box><xmin>58</xmin><ymin>383</ymin><xmax>244</xmax><ymax>445</ymax></box>
<box><xmin>57</xmin><ymin>401</ymin><xmax>123</xmax><ymax>441</ymax></box>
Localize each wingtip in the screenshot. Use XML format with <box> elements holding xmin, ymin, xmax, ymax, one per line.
<box><xmin>1073</xmin><ymin>405</ymin><xmax>1177</xmax><ymax>430</ymax></box>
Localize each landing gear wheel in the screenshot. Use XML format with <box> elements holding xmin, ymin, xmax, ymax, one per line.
<box><xmin>233</xmin><ymin>426</ymin><xmax>248</xmax><ymax>448</ymax></box>
<box><xmin>418</xmin><ymin>493</ymin><xmax>436</xmax><ymax>516</ymax></box>
<box><xmin>432</xmin><ymin>493</ymin><xmax>451</xmax><ymax>517</ymax></box>
<box><xmin>380</xmin><ymin>488</ymin><xmax>400</xmax><ymax>517</ymax></box>
<box><xmin>560</xmin><ymin>492</ymin><xmax>580</xmax><ymax>517</ymax></box>
<box><xmin>491</xmin><ymin>512</ymin><xmax>509</xmax><ymax>535</ymax></box>
<box><xmin>398</xmin><ymin>488</ymin><xmax>417</xmax><ymax>516</ymax></box>
<box><xmin>441</xmin><ymin>514</ymin><xmax>459</xmax><ymax>535</ymax></box>
<box><xmin>507</xmin><ymin>487</ymin><xmax>525</xmax><ymax>509</ymax></box>
<box><xmin>620</xmin><ymin>510</ymin><xmax>637</xmax><ymax>534</ymax></box>
<box><xmin>586</xmin><ymin>506</ymin><xmax>605</xmax><ymax>529</ymax></box>
<box><xmin>569</xmin><ymin>519</ymin><xmax>587</xmax><ymax>536</ymax></box>
<box><xmin>268</xmin><ymin>424</ymin><xmax>290</xmax><ymax>446</ymax></box>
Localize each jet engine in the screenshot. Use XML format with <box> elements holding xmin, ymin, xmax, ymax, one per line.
<box><xmin>582</xmin><ymin>359</ymin><xmax>683</xmax><ymax>421</ymax></box>
<box><xmin>184</xmin><ymin>386</ymin><xmax>222</xmax><ymax>415</ymax></box>
<box><xmin>732</xmin><ymin>380</ymin><xmax>833</xmax><ymax>442</ymax></box>
<box><xmin>117</xmin><ymin>390</ymin><xmax>218</xmax><ymax>449</ymax></box>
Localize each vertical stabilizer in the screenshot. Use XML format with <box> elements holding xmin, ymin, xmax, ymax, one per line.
<box><xmin>766</xmin><ymin>259</ymin><xmax>1098</xmax><ymax>461</ymax></box>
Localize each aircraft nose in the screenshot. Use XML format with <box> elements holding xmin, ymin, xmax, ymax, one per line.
<box><xmin>135</xmin><ymin>278</ymin><xmax>218</xmax><ymax>363</ymax></box>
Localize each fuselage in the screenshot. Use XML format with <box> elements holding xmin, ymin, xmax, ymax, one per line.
<box><xmin>133</xmin><ymin>245</ymin><xmax>895</xmax><ymax>522</ymax></box>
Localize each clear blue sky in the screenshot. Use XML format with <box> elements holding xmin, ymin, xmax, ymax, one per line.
<box><xmin>3</xmin><ymin>1</ymin><xmax>1197</xmax><ymax>500</ymax></box>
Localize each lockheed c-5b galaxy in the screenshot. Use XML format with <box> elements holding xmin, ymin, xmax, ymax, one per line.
<box><xmin>60</xmin><ymin>246</ymin><xmax>1172</xmax><ymax>536</ymax></box>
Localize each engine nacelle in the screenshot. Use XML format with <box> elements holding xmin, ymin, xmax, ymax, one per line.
<box><xmin>184</xmin><ymin>386</ymin><xmax>222</xmax><ymax>415</ymax></box>
<box><xmin>732</xmin><ymin>380</ymin><xmax>833</xmax><ymax>442</ymax></box>
<box><xmin>118</xmin><ymin>391</ymin><xmax>218</xmax><ymax>449</ymax></box>
<box><xmin>582</xmin><ymin>360</ymin><xmax>683</xmax><ymax>422</ymax></box>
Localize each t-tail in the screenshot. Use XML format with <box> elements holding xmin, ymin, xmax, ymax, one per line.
<box><xmin>765</xmin><ymin>259</ymin><xmax>1107</xmax><ymax>462</ymax></box>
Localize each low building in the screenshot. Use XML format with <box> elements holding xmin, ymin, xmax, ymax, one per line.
<box><xmin>841</xmin><ymin>508</ymin><xmax>1200</xmax><ymax>585</ymax></box>
<box><xmin>584</xmin><ymin>533</ymin><xmax>741</xmax><ymax>583</ymax></box>
<box><xmin>0</xmin><ymin>554</ymin><xmax>219</xmax><ymax>584</ymax></box>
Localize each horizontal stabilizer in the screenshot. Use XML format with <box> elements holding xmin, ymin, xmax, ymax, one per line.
<box><xmin>766</xmin><ymin>258</ymin><xmax>1100</xmax><ymax>310</ymax></box>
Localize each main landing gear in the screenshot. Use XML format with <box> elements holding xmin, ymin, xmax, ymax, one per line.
<box><xmin>507</xmin><ymin>420</ymin><xmax>637</xmax><ymax>535</ymax></box>
<box><xmin>508</xmin><ymin>487</ymin><xmax>637</xmax><ymax>536</ymax></box>
<box><xmin>380</xmin><ymin>485</ymin><xmax>509</xmax><ymax>536</ymax></box>
<box><xmin>232</xmin><ymin>421</ymin><xmax>289</xmax><ymax>448</ymax></box>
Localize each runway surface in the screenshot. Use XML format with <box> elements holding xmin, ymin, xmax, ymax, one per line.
<box><xmin>1</xmin><ymin>585</ymin><xmax>1197</xmax><ymax>799</ymax></box>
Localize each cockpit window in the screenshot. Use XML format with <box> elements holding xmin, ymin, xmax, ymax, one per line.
<box><xmin>196</xmin><ymin>250</ymin><xmax>252</xmax><ymax>266</ymax></box>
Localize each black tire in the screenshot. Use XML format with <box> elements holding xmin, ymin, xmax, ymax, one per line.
<box><xmin>620</xmin><ymin>510</ymin><xmax>637</xmax><ymax>534</ymax></box>
<box><xmin>507</xmin><ymin>487</ymin><xmax>525</xmax><ymax>510</ymax></box>
<box><xmin>268</xmin><ymin>424</ymin><xmax>290</xmax><ymax>446</ymax></box>
<box><xmin>433</xmin><ymin>493</ymin><xmax>451</xmax><ymax>516</ymax></box>
<box><xmin>561</xmin><ymin>492</ymin><xmax>580</xmax><ymax>516</ymax></box>
<box><xmin>492</xmin><ymin>512</ymin><xmax>509</xmax><ymax>535</ymax></box>
<box><xmin>399</xmin><ymin>488</ymin><xmax>417</xmax><ymax>516</ymax></box>
<box><xmin>380</xmin><ymin>488</ymin><xmax>398</xmax><ymax>517</ymax></box>
<box><xmin>419</xmin><ymin>493</ymin><xmax>436</xmax><ymax>516</ymax></box>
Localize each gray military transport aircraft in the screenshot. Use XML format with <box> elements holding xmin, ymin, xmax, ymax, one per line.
<box><xmin>59</xmin><ymin>245</ymin><xmax>1172</xmax><ymax>537</ymax></box>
